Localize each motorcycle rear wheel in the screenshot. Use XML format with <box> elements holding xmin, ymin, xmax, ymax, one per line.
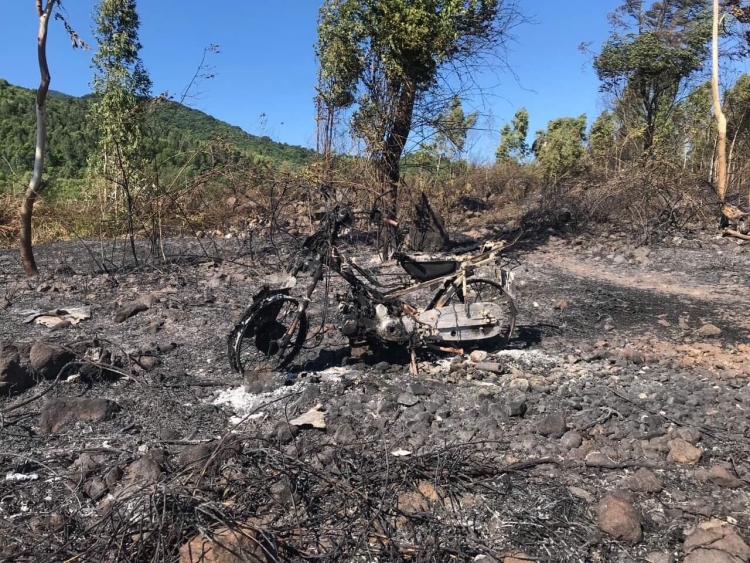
<box><xmin>444</xmin><ymin>278</ymin><xmax>516</xmax><ymax>347</ymax></box>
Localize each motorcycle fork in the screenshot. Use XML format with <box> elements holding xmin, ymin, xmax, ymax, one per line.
<box><xmin>277</xmin><ymin>261</ymin><xmax>323</xmax><ymax>353</ymax></box>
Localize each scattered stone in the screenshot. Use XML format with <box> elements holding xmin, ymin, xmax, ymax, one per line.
<box><xmin>695</xmin><ymin>466</ymin><xmax>745</xmax><ymax>489</ymax></box>
<box><xmin>554</xmin><ymin>299</ymin><xmax>568</xmax><ymax>311</ymax></box>
<box><xmin>134</xmin><ymin>355</ymin><xmax>161</xmax><ymax>371</ymax></box>
<box><xmin>613</xmin><ymin>255</ymin><xmax>626</xmax><ymax>264</ymax></box>
<box><xmin>503</xmin><ymin>552</ymin><xmax>535</xmax><ymax>563</ymax></box>
<box><xmin>627</xmin><ymin>468</ymin><xmax>664</xmax><ymax>493</ymax></box>
<box><xmin>333</xmin><ymin>423</ymin><xmax>357</xmax><ymax>445</ymax></box>
<box><xmin>568</xmin><ymin>486</ymin><xmax>595</xmax><ymax>503</ymax></box>
<box><xmin>667</xmin><ymin>439</ymin><xmax>702</xmax><ymax>465</ymax></box>
<box><xmin>510</xmin><ymin>378</ymin><xmax>530</xmax><ymax>392</ymax></box>
<box><xmin>397</xmin><ymin>393</ymin><xmax>420</xmax><ymax>407</ymax></box>
<box><xmin>406</xmin><ymin>382</ymin><xmax>427</xmax><ymax>396</ymax></box>
<box><xmin>697</xmin><ymin>324</ymin><xmax>722</xmax><ymax>338</ymax></box>
<box><xmin>82</xmin><ymin>477</ymin><xmax>107</xmax><ymax>500</ymax></box>
<box><xmin>505</xmin><ymin>397</ymin><xmax>527</xmax><ymax>418</ymax></box>
<box><xmin>0</xmin><ymin>298</ymin><xmax>10</xmax><ymax>310</ymax></box>
<box><xmin>469</xmin><ymin>350</ymin><xmax>488</xmax><ymax>363</ymax></box>
<box><xmin>29</xmin><ymin>343</ymin><xmax>75</xmax><ymax>380</ymax></box>
<box><xmin>560</xmin><ymin>431</ymin><xmax>583</xmax><ymax>450</ymax></box>
<box><xmin>537</xmin><ymin>412</ymin><xmax>567</xmax><ymax>438</ymax></box>
<box><xmin>125</xmin><ymin>454</ymin><xmax>164</xmax><ymax>484</ymax></box>
<box><xmin>596</xmin><ymin>494</ymin><xmax>642</xmax><ymax>543</ymax></box>
<box><xmin>40</xmin><ymin>397</ymin><xmax>120</xmax><ymax>434</ymax></box>
<box><xmin>179</xmin><ymin>519</ymin><xmax>277</xmax><ymax>563</ymax></box>
<box><xmin>585</xmin><ymin>452</ymin><xmax>620</xmax><ymax>469</ymax></box>
<box><xmin>683</xmin><ymin>519</ymin><xmax>750</xmax><ymax>563</ymax></box>
<box><xmin>0</xmin><ymin>342</ymin><xmax>33</xmax><ymax>396</ymax></box>
<box><xmin>114</xmin><ymin>300</ymin><xmax>149</xmax><ymax>323</ymax></box>
<box><xmin>289</xmin><ymin>404</ymin><xmax>326</xmax><ymax>429</ymax></box>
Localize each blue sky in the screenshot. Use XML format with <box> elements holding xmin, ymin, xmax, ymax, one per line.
<box><xmin>1</xmin><ymin>0</ymin><xmax>622</xmax><ymax>162</ymax></box>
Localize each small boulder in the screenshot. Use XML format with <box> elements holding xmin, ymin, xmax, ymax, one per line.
<box><xmin>560</xmin><ymin>431</ymin><xmax>583</xmax><ymax>450</ymax></box>
<box><xmin>397</xmin><ymin>393</ymin><xmax>420</xmax><ymax>407</ymax></box>
<box><xmin>30</xmin><ymin>343</ymin><xmax>75</xmax><ymax>380</ymax></box>
<box><xmin>0</xmin><ymin>342</ymin><xmax>33</xmax><ymax>395</ymax></box>
<box><xmin>627</xmin><ymin>468</ymin><xmax>664</xmax><ymax>493</ymax></box>
<box><xmin>596</xmin><ymin>494</ymin><xmax>642</xmax><ymax>543</ymax></box>
<box><xmin>697</xmin><ymin>324</ymin><xmax>722</xmax><ymax>338</ymax></box>
<box><xmin>510</xmin><ymin>378</ymin><xmax>530</xmax><ymax>392</ymax></box>
<box><xmin>333</xmin><ymin>423</ymin><xmax>357</xmax><ymax>445</ymax></box>
<box><xmin>683</xmin><ymin>519</ymin><xmax>750</xmax><ymax>563</ymax></box>
<box><xmin>505</xmin><ymin>397</ymin><xmax>527</xmax><ymax>418</ymax></box>
<box><xmin>40</xmin><ymin>398</ymin><xmax>120</xmax><ymax>434</ymax></box>
<box><xmin>125</xmin><ymin>454</ymin><xmax>164</xmax><ymax>485</ymax></box>
<box><xmin>114</xmin><ymin>300</ymin><xmax>149</xmax><ymax>323</ymax></box>
<box><xmin>537</xmin><ymin>412</ymin><xmax>567</xmax><ymax>438</ymax></box>
<box><xmin>667</xmin><ymin>439</ymin><xmax>702</xmax><ymax>465</ymax></box>
<box><xmin>469</xmin><ymin>350</ymin><xmax>488</xmax><ymax>363</ymax></box>
<box><xmin>696</xmin><ymin>466</ymin><xmax>745</xmax><ymax>489</ymax></box>
<box><xmin>179</xmin><ymin>519</ymin><xmax>277</xmax><ymax>563</ymax></box>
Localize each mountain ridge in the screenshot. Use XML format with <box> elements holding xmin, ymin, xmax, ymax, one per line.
<box><xmin>0</xmin><ymin>78</ymin><xmax>317</xmax><ymax>192</ymax></box>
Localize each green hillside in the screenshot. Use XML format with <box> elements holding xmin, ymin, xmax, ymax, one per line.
<box><xmin>0</xmin><ymin>78</ymin><xmax>317</xmax><ymax>195</ymax></box>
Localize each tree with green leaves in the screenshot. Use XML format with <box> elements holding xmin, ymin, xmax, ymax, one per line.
<box><xmin>593</xmin><ymin>0</ymin><xmax>711</xmax><ymax>155</ymax></box>
<box><xmin>89</xmin><ymin>0</ymin><xmax>152</xmax><ymax>264</ymax></box>
<box><xmin>588</xmin><ymin>110</ymin><xmax>618</xmax><ymax>175</ymax></box>
<box><xmin>532</xmin><ymin>115</ymin><xmax>587</xmax><ymax>183</ymax></box>
<box><xmin>432</xmin><ymin>96</ymin><xmax>477</xmax><ymax>161</ymax></box>
<box><xmin>495</xmin><ymin>107</ymin><xmax>529</xmax><ymax>163</ymax></box>
<box><xmin>316</xmin><ymin>0</ymin><xmax>521</xmax><ymax>219</ymax></box>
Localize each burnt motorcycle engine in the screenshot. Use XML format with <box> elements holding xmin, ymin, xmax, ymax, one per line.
<box><xmin>337</xmin><ymin>290</ymin><xmax>374</xmax><ymax>340</ymax></box>
<box><xmin>374</xmin><ymin>304</ymin><xmax>413</xmax><ymax>342</ymax></box>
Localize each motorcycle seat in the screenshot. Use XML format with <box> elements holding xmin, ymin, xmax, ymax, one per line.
<box><xmin>393</xmin><ymin>252</ymin><xmax>458</xmax><ymax>282</ymax></box>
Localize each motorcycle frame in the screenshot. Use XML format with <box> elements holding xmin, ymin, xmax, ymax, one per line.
<box><xmin>275</xmin><ymin>237</ymin><xmax>516</xmax><ymax>354</ymax></box>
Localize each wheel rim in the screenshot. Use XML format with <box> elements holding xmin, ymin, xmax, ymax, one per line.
<box><xmin>235</xmin><ymin>297</ymin><xmax>304</xmax><ymax>374</ymax></box>
<box><xmin>447</xmin><ymin>279</ymin><xmax>516</xmax><ymax>346</ymax></box>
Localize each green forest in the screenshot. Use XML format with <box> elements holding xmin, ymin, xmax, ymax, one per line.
<box><xmin>0</xmin><ymin>78</ymin><xmax>316</xmax><ymax>198</ymax></box>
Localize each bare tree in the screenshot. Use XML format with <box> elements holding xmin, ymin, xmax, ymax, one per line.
<box><xmin>19</xmin><ymin>1</ymin><xmax>86</xmax><ymax>277</ymax></box>
<box><xmin>712</xmin><ymin>0</ymin><xmax>728</xmax><ymax>209</ymax></box>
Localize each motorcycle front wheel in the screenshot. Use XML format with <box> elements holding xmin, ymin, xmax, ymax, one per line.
<box><xmin>228</xmin><ymin>295</ymin><xmax>308</xmax><ymax>375</ymax></box>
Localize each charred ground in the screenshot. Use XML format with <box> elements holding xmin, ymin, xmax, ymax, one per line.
<box><xmin>0</xmin><ymin>228</ymin><xmax>749</xmax><ymax>563</ymax></box>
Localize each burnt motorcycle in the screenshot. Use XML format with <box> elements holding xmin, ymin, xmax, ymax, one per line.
<box><xmin>228</xmin><ymin>204</ymin><xmax>517</xmax><ymax>376</ymax></box>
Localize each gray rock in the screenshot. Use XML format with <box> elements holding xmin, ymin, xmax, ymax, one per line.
<box><xmin>397</xmin><ymin>393</ymin><xmax>420</xmax><ymax>407</ymax></box>
<box><xmin>0</xmin><ymin>342</ymin><xmax>33</xmax><ymax>396</ymax></box>
<box><xmin>537</xmin><ymin>412</ymin><xmax>567</xmax><ymax>438</ymax></box>
<box><xmin>125</xmin><ymin>455</ymin><xmax>164</xmax><ymax>484</ymax></box>
<box><xmin>114</xmin><ymin>300</ymin><xmax>149</xmax><ymax>323</ymax></box>
<box><xmin>82</xmin><ymin>477</ymin><xmax>107</xmax><ymax>500</ymax></box>
<box><xmin>697</xmin><ymin>324</ymin><xmax>722</xmax><ymax>337</ymax></box>
<box><xmin>510</xmin><ymin>378</ymin><xmax>530</xmax><ymax>392</ymax></box>
<box><xmin>29</xmin><ymin>343</ymin><xmax>76</xmax><ymax>380</ymax></box>
<box><xmin>406</xmin><ymin>382</ymin><xmax>428</xmax><ymax>396</ymax></box>
<box><xmin>334</xmin><ymin>423</ymin><xmax>357</xmax><ymax>445</ymax></box>
<box><xmin>505</xmin><ymin>397</ymin><xmax>527</xmax><ymax>418</ymax></box>
<box><xmin>627</xmin><ymin>468</ymin><xmax>663</xmax><ymax>493</ymax></box>
<box><xmin>585</xmin><ymin>452</ymin><xmax>620</xmax><ymax>468</ymax></box>
<box><xmin>560</xmin><ymin>431</ymin><xmax>583</xmax><ymax>450</ymax></box>
<box><xmin>40</xmin><ymin>398</ymin><xmax>120</xmax><ymax>434</ymax></box>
